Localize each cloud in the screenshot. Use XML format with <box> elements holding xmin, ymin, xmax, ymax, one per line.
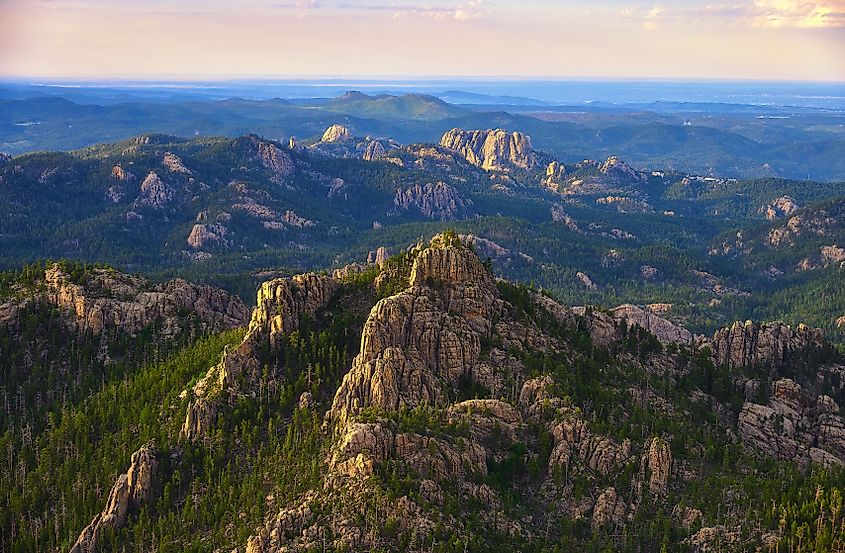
<box><xmin>753</xmin><ymin>0</ymin><xmax>845</xmax><ymax>27</ymax></box>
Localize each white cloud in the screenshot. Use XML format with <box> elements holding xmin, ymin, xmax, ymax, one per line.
<box><xmin>753</xmin><ymin>0</ymin><xmax>845</xmax><ymax>27</ymax></box>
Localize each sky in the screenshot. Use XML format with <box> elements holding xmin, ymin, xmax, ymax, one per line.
<box><xmin>1</xmin><ymin>0</ymin><xmax>844</xmax><ymax>81</ymax></box>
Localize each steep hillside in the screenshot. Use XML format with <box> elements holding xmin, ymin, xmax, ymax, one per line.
<box><xmin>5</xmin><ymin>233</ymin><xmax>844</xmax><ymax>552</ymax></box>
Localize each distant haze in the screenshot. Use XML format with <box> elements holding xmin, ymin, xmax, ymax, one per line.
<box><xmin>1</xmin><ymin>0</ymin><xmax>843</xmax><ymax>81</ymax></box>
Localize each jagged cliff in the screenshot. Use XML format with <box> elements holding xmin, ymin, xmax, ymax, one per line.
<box><xmin>393</xmin><ymin>181</ymin><xmax>474</xmax><ymax>220</ymax></box>
<box><xmin>52</xmin><ymin>233</ymin><xmax>844</xmax><ymax>553</ymax></box>
<box><xmin>439</xmin><ymin>128</ymin><xmax>537</xmax><ymax>171</ymax></box>
<box><xmin>2</xmin><ymin>263</ymin><xmax>248</xmax><ymax>336</ymax></box>
<box><xmin>69</xmin><ymin>442</ymin><xmax>158</xmax><ymax>553</ymax></box>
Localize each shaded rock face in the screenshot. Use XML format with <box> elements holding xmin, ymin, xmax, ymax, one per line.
<box><xmin>709</xmin><ymin>320</ymin><xmax>824</xmax><ymax>369</ymax></box>
<box><xmin>737</xmin><ymin>378</ymin><xmax>845</xmax><ymax>466</ymax></box>
<box><xmin>611</xmin><ymin>304</ymin><xmax>693</xmax><ymax>345</ymax></box>
<box><xmin>321</xmin><ymin>124</ymin><xmax>352</xmax><ymax>143</ymax></box>
<box><xmin>362</xmin><ymin>139</ymin><xmax>386</xmax><ymax>161</ymax></box>
<box><xmin>439</xmin><ymin>128</ymin><xmax>536</xmax><ymax>171</ymax></box>
<box><xmin>393</xmin><ymin>181</ymin><xmax>473</xmax><ymax>220</ymax></box>
<box><xmin>247</xmin><ymin>136</ymin><xmax>294</xmax><ymax>184</ymax></box>
<box><xmin>592</xmin><ymin>487</ymin><xmax>627</xmax><ymax>529</ymax></box>
<box><xmin>41</xmin><ymin>264</ymin><xmax>247</xmax><ymax>337</ymax></box>
<box><xmin>187</xmin><ymin>223</ymin><xmax>229</xmax><ymax>249</ymax></box>
<box><xmin>645</xmin><ymin>437</ymin><xmax>672</xmax><ymax>496</ymax></box>
<box><xmin>69</xmin><ymin>443</ymin><xmax>158</xmax><ymax>553</ymax></box>
<box><xmin>136</xmin><ymin>171</ymin><xmax>174</xmax><ymax>208</ymax></box>
<box><xmin>550</xmin><ymin>204</ymin><xmax>581</xmax><ymax>232</ymax></box>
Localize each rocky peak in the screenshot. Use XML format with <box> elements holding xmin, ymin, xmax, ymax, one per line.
<box><xmin>393</xmin><ymin>181</ymin><xmax>473</xmax><ymax>221</ymax></box>
<box><xmin>408</xmin><ymin>234</ymin><xmax>495</xmax><ymax>289</ymax></box>
<box><xmin>247</xmin><ymin>136</ymin><xmax>294</xmax><ymax>184</ymax></box>
<box><xmin>182</xmin><ymin>271</ymin><xmax>340</xmax><ymax>441</ymax></box>
<box><xmin>363</xmin><ymin>139</ymin><xmax>386</xmax><ymax>161</ymax></box>
<box><xmin>69</xmin><ymin>442</ymin><xmax>158</xmax><ymax>553</ymax></box>
<box><xmin>41</xmin><ymin>263</ymin><xmax>247</xmax><ymax>336</ymax></box>
<box><xmin>162</xmin><ymin>151</ymin><xmax>192</xmax><ymax>174</ymax></box>
<box><xmin>249</xmin><ymin>273</ymin><xmax>339</xmax><ymax>343</ymax></box>
<box><xmin>709</xmin><ymin>320</ymin><xmax>825</xmax><ymax>368</ymax></box>
<box><xmin>136</xmin><ymin>171</ymin><xmax>174</xmax><ymax>208</ymax></box>
<box><xmin>321</xmin><ymin>124</ymin><xmax>352</xmax><ymax>144</ymax></box>
<box><xmin>598</xmin><ymin>156</ymin><xmax>645</xmax><ymax>182</ymax></box>
<box><xmin>329</xmin><ymin>233</ymin><xmax>501</xmax><ymax>425</ymax></box>
<box><xmin>439</xmin><ymin>128</ymin><xmax>536</xmax><ymax>171</ymax></box>
<box><xmin>111</xmin><ymin>164</ymin><xmax>134</xmax><ymax>181</ymax></box>
<box><xmin>760</xmin><ymin>196</ymin><xmax>800</xmax><ymax>220</ymax></box>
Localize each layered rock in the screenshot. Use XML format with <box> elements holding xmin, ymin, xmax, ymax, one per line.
<box><xmin>644</xmin><ymin>437</ymin><xmax>672</xmax><ymax>496</ymax></box>
<box><xmin>162</xmin><ymin>151</ymin><xmax>192</xmax><ymax>174</ymax></box>
<box><xmin>182</xmin><ymin>272</ymin><xmax>340</xmax><ymax>440</ymax></box>
<box><xmin>187</xmin><ymin>223</ymin><xmax>229</xmax><ymax>249</ymax></box>
<box><xmin>321</xmin><ymin>124</ymin><xmax>352</xmax><ymax>143</ymax></box>
<box><xmin>611</xmin><ymin>304</ymin><xmax>693</xmax><ymax>345</ymax></box>
<box><xmin>737</xmin><ymin>378</ymin><xmax>845</xmax><ymax>466</ymax></box>
<box><xmin>598</xmin><ymin>156</ymin><xmax>645</xmax><ymax>182</ymax></box>
<box><xmin>136</xmin><ymin>171</ymin><xmax>174</xmax><ymax>208</ymax></box>
<box><xmin>709</xmin><ymin>320</ymin><xmax>824</xmax><ymax>368</ymax></box>
<box><xmin>393</xmin><ymin>181</ymin><xmax>473</xmax><ymax>220</ymax></box>
<box><xmin>329</xmin><ymin>236</ymin><xmax>497</xmax><ymax>425</ymax></box>
<box><xmin>760</xmin><ymin>196</ymin><xmax>800</xmax><ymax>220</ymax></box>
<box><xmin>69</xmin><ymin>443</ymin><xmax>158</xmax><ymax>553</ymax></box>
<box><xmin>247</xmin><ymin>136</ymin><xmax>294</xmax><ymax>184</ymax></box>
<box><xmin>362</xmin><ymin>140</ymin><xmax>386</xmax><ymax>161</ymax></box>
<box><xmin>41</xmin><ymin>264</ymin><xmax>247</xmax><ymax>336</ymax></box>
<box><xmin>439</xmin><ymin>128</ymin><xmax>536</xmax><ymax>171</ymax></box>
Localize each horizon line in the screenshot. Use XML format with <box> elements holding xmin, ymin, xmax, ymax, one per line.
<box><xmin>2</xmin><ymin>75</ymin><xmax>845</xmax><ymax>85</ymax></box>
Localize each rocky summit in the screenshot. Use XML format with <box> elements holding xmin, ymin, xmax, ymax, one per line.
<box><xmin>439</xmin><ymin>128</ymin><xmax>537</xmax><ymax>171</ymax></box>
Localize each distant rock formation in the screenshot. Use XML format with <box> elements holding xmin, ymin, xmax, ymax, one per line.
<box><xmin>709</xmin><ymin>320</ymin><xmax>825</xmax><ymax>368</ymax></box>
<box><xmin>363</xmin><ymin>140</ymin><xmax>386</xmax><ymax>161</ymax></box>
<box><xmin>598</xmin><ymin>156</ymin><xmax>645</xmax><ymax>182</ymax></box>
<box><xmin>111</xmin><ymin>164</ymin><xmax>134</xmax><ymax>182</ymax></box>
<box><xmin>611</xmin><ymin>304</ymin><xmax>693</xmax><ymax>345</ymax></box>
<box><xmin>282</xmin><ymin>209</ymin><xmax>315</xmax><ymax>228</ymax></box>
<box><xmin>38</xmin><ymin>263</ymin><xmax>247</xmax><ymax>337</ymax></box>
<box><xmin>248</xmin><ymin>136</ymin><xmax>294</xmax><ymax>184</ymax></box>
<box><xmin>69</xmin><ymin>442</ymin><xmax>159</xmax><ymax>553</ymax></box>
<box><xmin>136</xmin><ymin>171</ymin><xmax>174</xmax><ymax>208</ymax></box>
<box><xmin>439</xmin><ymin>128</ymin><xmax>536</xmax><ymax>171</ymax></box>
<box><xmin>760</xmin><ymin>196</ymin><xmax>800</xmax><ymax>220</ymax></box>
<box><xmin>738</xmin><ymin>378</ymin><xmax>845</xmax><ymax>467</ymax></box>
<box><xmin>321</xmin><ymin>124</ymin><xmax>352</xmax><ymax>143</ymax></box>
<box><xmin>394</xmin><ymin>181</ymin><xmax>473</xmax><ymax>220</ymax></box>
<box><xmin>550</xmin><ymin>204</ymin><xmax>581</xmax><ymax>232</ymax></box>
<box><xmin>162</xmin><ymin>151</ymin><xmax>192</xmax><ymax>174</ymax></box>
<box><xmin>187</xmin><ymin>223</ymin><xmax>229</xmax><ymax>249</ymax></box>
